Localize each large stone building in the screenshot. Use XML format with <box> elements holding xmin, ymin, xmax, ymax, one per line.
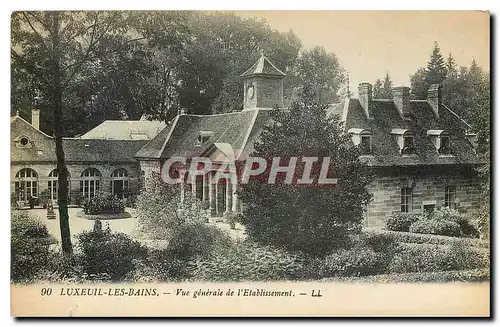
<box><xmin>10</xmin><ymin>54</ymin><xmax>484</xmax><ymax>227</ymax></box>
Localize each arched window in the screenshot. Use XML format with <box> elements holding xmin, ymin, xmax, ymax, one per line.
<box><xmin>14</xmin><ymin>168</ymin><xmax>38</xmax><ymax>202</ymax></box>
<box><xmin>48</xmin><ymin>169</ymin><xmax>71</xmax><ymax>201</ymax></box>
<box><xmin>80</xmin><ymin>168</ymin><xmax>101</xmax><ymax>199</ymax></box>
<box><xmin>110</xmin><ymin>168</ymin><xmax>129</xmax><ymax>199</ymax></box>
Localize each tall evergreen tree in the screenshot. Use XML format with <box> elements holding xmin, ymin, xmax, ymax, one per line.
<box><xmin>425</xmin><ymin>41</ymin><xmax>447</xmax><ymax>86</ymax></box>
<box><xmin>372</xmin><ymin>79</ymin><xmax>383</xmax><ymax>99</ymax></box>
<box><xmin>381</xmin><ymin>72</ymin><xmax>393</xmax><ymax>98</ymax></box>
<box><xmin>446</xmin><ymin>52</ymin><xmax>458</xmax><ymax>78</ymax></box>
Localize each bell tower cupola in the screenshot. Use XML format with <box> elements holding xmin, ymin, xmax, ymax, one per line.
<box><xmin>240</xmin><ymin>50</ymin><xmax>286</xmax><ymax>110</ymax></box>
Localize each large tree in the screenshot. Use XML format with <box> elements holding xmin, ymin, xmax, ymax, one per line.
<box><xmin>239</xmin><ymin>88</ymin><xmax>372</xmax><ymax>256</ymax></box>
<box><xmin>11</xmin><ymin>11</ymin><xmax>136</xmax><ymax>255</ymax></box>
<box><xmin>292</xmin><ymin>46</ymin><xmax>345</xmax><ymax>104</ymax></box>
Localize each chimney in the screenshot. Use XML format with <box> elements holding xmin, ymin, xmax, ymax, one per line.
<box><xmin>392</xmin><ymin>86</ymin><xmax>410</xmax><ymax>118</ymax></box>
<box><xmin>31</xmin><ymin>109</ymin><xmax>40</xmax><ymax>130</ymax></box>
<box><xmin>427</xmin><ymin>84</ymin><xmax>442</xmax><ymax>118</ymax></box>
<box><xmin>358</xmin><ymin>83</ymin><xmax>373</xmax><ymax>119</ymax></box>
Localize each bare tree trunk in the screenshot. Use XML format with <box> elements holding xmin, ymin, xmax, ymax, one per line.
<box><xmin>51</xmin><ymin>12</ymin><xmax>73</xmax><ymax>256</ymax></box>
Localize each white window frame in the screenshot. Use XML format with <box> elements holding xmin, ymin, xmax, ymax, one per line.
<box><xmin>401</xmin><ymin>186</ymin><xmax>413</xmax><ymax>213</ymax></box>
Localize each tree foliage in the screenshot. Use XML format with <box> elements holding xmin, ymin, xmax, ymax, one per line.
<box><xmin>373</xmin><ymin>72</ymin><xmax>393</xmax><ymax>99</ymax></box>
<box><xmin>12</xmin><ymin>11</ymin><xmax>348</xmax><ymax>130</ymax></box>
<box><xmin>409</xmin><ymin>43</ymin><xmax>490</xmax><ymax>152</ymax></box>
<box><xmin>239</xmin><ymin>88</ymin><xmax>373</xmax><ymax>257</ymax></box>
<box><xmin>292</xmin><ymin>46</ymin><xmax>345</xmax><ymax>104</ymax></box>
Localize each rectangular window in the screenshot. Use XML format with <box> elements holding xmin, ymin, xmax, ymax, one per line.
<box><xmin>445</xmin><ymin>186</ymin><xmax>456</xmax><ymax>209</ymax></box>
<box><xmin>360</xmin><ymin>135</ymin><xmax>372</xmax><ymax>154</ymax></box>
<box><xmin>401</xmin><ymin>187</ymin><xmax>413</xmax><ymax>212</ymax></box>
<box><xmin>402</xmin><ymin>136</ymin><xmax>414</xmax><ymax>154</ymax></box>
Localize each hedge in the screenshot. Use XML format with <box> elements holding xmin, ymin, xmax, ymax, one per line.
<box><xmin>365</xmin><ymin>228</ymin><xmax>489</xmax><ymax>248</ymax></box>
<box><xmin>325</xmin><ymin>269</ymin><xmax>490</xmax><ymax>283</ymax></box>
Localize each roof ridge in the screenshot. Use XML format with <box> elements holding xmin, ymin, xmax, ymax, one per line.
<box><xmin>442</xmin><ymin>104</ymin><xmax>472</xmax><ymax>130</ymax></box>
<box><xmin>158</xmin><ymin>116</ymin><xmax>180</xmax><ymax>158</ymax></box>
<box><xmin>12</xmin><ymin>114</ymin><xmax>53</xmax><ymax>138</ymax></box>
<box><xmin>237</xmin><ymin>109</ymin><xmax>260</xmax><ymax>159</ymax></box>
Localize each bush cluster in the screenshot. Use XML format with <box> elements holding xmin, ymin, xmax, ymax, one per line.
<box><xmin>192</xmin><ymin>241</ymin><xmax>305</xmax><ymax>281</ymax></box>
<box><xmin>388</xmin><ymin>242</ymin><xmax>489</xmax><ymax>274</ymax></box>
<box><xmin>363</xmin><ymin>228</ymin><xmax>488</xmax><ymax>248</ymax></box>
<box><xmin>329</xmin><ymin>269</ymin><xmax>490</xmax><ymax>283</ymax></box>
<box><xmin>11</xmin><ymin>212</ymin><xmax>54</xmax><ymax>282</ymax></box>
<box><xmin>75</xmin><ymin>229</ymin><xmax>147</xmax><ymax>281</ymax></box>
<box><xmin>142</xmin><ymin>224</ymin><xmax>233</xmax><ymax>281</ymax></box>
<box><xmin>136</xmin><ymin>173</ymin><xmax>207</xmax><ymax>239</ymax></box>
<box><xmin>409</xmin><ymin>219</ymin><xmax>461</xmax><ymax>237</ymax></box>
<box><xmin>434</xmin><ymin>207</ymin><xmax>480</xmax><ymax>238</ymax></box>
<box><xmin>385</xmin><ymin>207</ymin><xmax>479</xmax><ymax>238</ymax></box>
<box><xmin>385</xmin><ymin>213</ymin><xmax>421</xmax><ymax>232</ymax></box>
<box><xmin>82</xmin><ymin>193</ymin><xmax>125</xmax><ymax>215</ymax></box>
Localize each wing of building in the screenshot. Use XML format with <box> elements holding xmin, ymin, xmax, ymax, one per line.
<box><xmin>10</xmin><ymin>53</ymin><xmax>485</xmax><ymax>228</ymax></box>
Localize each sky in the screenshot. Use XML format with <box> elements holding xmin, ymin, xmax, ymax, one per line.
<box><xmin>235</xmin><ymin>11</ymin><xmax>490</xmax><ymax>95</ymax></box>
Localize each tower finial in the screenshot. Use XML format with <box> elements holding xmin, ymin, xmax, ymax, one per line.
<box><xmin>260</xmin><ymin>48</ymin><xmax>265</xmax><ymax>57</ymax></box>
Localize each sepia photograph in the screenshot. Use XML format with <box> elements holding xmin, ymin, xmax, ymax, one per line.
<box><xmin>9</xmin><ymin>9</ymin><xmax>491</xmax><ymax>317</ymax></box>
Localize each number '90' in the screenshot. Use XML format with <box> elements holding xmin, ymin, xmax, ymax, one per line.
<box><xmin>41</xmin><ymin>288</ymin><xmax>52</xmax><ymax>296</ymax></box>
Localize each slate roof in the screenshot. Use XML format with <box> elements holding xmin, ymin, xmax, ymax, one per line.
<box><xmin>240</xmin><ymin>54</ymin><xmax>286</xmax><ymax>78</ymax></box>
<box><xmin>339</xmin><ymin>97</ymin><xmax>481</xmax><ymax>167</ymax></box>
<box><xmin>11</xmin><ymin>116</ymin><xmax>146</xmax><ymax>163</ymax></box>
<box><xmin>79</xmin><ymin>120</ymin><xmax>166</xmax><ymax>140</ymax></box>
<box><xmin>135</xmin><ymin>109</ymin><xmax>271</xmax><ymax>161</ymax></box>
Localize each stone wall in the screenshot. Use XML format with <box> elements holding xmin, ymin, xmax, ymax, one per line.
<box><xmin>366</xmin><ymin>165</ymin><xmax>482</xmax><ymax>228</ymax></box>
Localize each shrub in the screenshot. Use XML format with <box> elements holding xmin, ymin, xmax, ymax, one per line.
<box><xmin>304</xmin><ymin>234</ymin><xmax>398</xmax><ymax>279</ymax></box>
<box><xmin>433</xmin><ymin>207</ymin><xmax>479</xmax><ymax>238</ymax></box>
<box><xmin>82</xmin><ymin>193</ymin><xmax>125</xmax><ymax>215</ymax></box>
<box><xmin>239</xmin><ymin>93</ymin><xmax>373</xmax><ymax>257</ymax></box>
<box><xmin>136</xmin><ymin>173</ymin><xmax>206</xmax><ymax>239</ymax></box>
<box><xmin>388</xmin><ymin>242</ymin><xmax>489</xmax><ymax>274</ymax></box>
<box><xmin>144</xmin><ymin>224</ymin><xmax>233</xmax><ymax>281</ymax></box>
<box><xmin>124</xmin><ymin>195</ymin><xmax>137</xmax><ymax>208</ymax></box>
<box><xmin>327</xmin><ymin>269</ymin><xmax>490</xmax><ymax>283</ymax></box>
<box><xmin>76</xmin><ymin>230</ymin><xmax>147</xmax><ymax>281</ymax></box>
<box><xmin>363</xmin><ymin>228</ymin><xmax>489</xmax><ymax>248</ymax></box>
<box><xmin>192</xmin><ymin>241</ymin><xmax>305</xmax><ymax>281</ymax></box>
<box><xmin>385</xmin><ymin>212</ymin><xmax>422</xmax><ymax>232</ymax></box>
<box><xmin>167</xmin><ymin>224</ymin><xmax>233</xmax><ymax>260</ymax></box>
<box><xmin>70</xmin><ymin>193</ymin><xmax>84</xmax><ymax>206</ymax></box>
<box><xmin>317</xmin><ymin>247</ymin><xmax>388</xmax><ymax>278</ymax></box>
<box><xmin>409</xmin><ymin>219</ymin><xmax>461</xmax><ymax>237</ymax></box>
<box><xmin>11</xmin><ymin>212</ymin><xmax>54</xmax><ymax>282</ymax></box>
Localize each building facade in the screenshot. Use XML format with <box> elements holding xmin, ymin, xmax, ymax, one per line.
<box><xmin>10</xmin><ymin>54</ymin><xmax>484</xmax><ymax>227</ymax></box>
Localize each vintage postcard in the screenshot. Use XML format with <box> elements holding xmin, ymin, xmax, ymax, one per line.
<box><xmin>10</xmin><ymin>10</ymin><xmax>490</xmax><ymax>317</ymax></box>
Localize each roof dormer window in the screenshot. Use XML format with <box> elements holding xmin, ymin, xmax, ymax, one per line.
<box><xmin>196</xmin><ymin>131</ymin><xmax>214</xmax><ymax>146</ymax></box>
<box><xmin>391</xmin><ymin>129</ymin><xmax>415</xmax><ymax>155</ymax></box>
<box><xmin>360</xmin><ymin>135</ymin><xmax>372</xmax><ymax>154</ymax></box>
<box><xmin>439</xmin><ymin>136</ymin><xmax>451</xmax><ymax>155</ymax></box>
<box><xmin>348</xmin><ymin>128</ymin><xmax>372</xmax><ymax>155</ymax></box>
<box><xmin>427</xmin><ymin>130</ymin><xmax>452</xmax><ymax>155</ymax></box>
<box><xmin>402</xmin><ymin>135</ymin><xmax>415</xmax><ymax>155</ymax></box>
